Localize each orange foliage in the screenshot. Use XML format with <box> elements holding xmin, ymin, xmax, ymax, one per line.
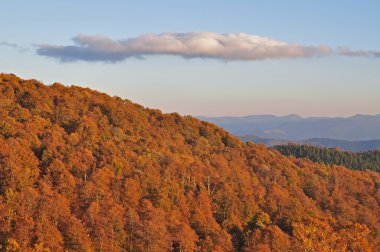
<box><xmin>0</xmin><ymin>73</ymin><xmax>379</xmax><ymax>251</ymax></box>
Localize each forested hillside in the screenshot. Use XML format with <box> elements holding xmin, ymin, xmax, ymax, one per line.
<box><xmin>273</xmin><ymin>144</ymin><xmax>380</xmax><ymax>172</ymax></box>
<box><xmin>0</xmin><ymin>73</ymin><xmax>379</xmax><ymax>251</ymax></box>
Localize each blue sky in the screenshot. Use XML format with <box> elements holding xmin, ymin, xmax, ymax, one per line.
<box><xmin>1</xmin><ymin>0</ymin><xmax>380</xmax><ymax>116</ymax></box>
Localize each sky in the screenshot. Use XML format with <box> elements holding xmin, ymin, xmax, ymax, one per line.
<box><xmin>1</xmin><ymin>0</ymin><xmax>380</xmax><ymax>117</ymax></box>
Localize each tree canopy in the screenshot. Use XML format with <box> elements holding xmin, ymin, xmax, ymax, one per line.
<box><xmin>0</xmin><ymin>73</ymin><xmax>379</xmax><ymax>251</ymax></box>
<box><xmin>274</xmin><ymin>144</ymin><xmax>380</xmax><ymax>172</ymax></box>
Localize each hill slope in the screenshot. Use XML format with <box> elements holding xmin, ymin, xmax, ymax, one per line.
<box><xmin>0</xmin><ymin>73</ymin><xmax>379</xmax><ymax>251</ymax></box>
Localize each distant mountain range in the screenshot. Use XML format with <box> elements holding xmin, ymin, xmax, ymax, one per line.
<box><xmin>239</xmin><ymin>135</ymin><xmax>380</xmax><ymax>152</ymax></box>
<box><xmin>198</xmin><ymin>114</ymin><xmax>380</xmax><ymax>151</ymax></box>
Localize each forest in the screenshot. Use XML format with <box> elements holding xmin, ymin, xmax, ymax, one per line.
<box><xmin>273</xmin><ymin>144</ymin><xmax>380</xmax><ymax>172</ymax></box>
<box><xmin>0</xmin><ymin>73</ymin><xmax>379</xmax><ymax>251</ymax></box>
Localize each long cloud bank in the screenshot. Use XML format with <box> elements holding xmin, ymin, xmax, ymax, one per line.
<box><xmin>36</xmin><ymin>32</ymin><xmax>380</xmax><ymax>62</ymax></box>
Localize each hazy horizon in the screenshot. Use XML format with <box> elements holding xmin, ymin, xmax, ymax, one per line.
<box><xmin>197</xmin><ymin>113</ymin><xmax>380</xmax><ymax>119</ymax></box>
<box><xmin>2</xmin><ymin>70</ymin><xmax>380</xmax><ymax>118</ymax></box>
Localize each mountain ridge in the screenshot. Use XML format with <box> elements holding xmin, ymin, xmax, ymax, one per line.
<box><xmin>239</xmin><ymin>135</ymin><xmax>380</xmax><ymax>152</ymax></box>
<box><xmin>198</xmin><ymin>113</ymin><xmax>380</xmax><ymax>120</ymax></box>
<box><xmin>198</xmin><ymin>114</ymin><xmax>380</xmax><ymax>141</ymax></box>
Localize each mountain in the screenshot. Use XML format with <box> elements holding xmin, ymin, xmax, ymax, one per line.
<box><xmin>303</xmin><ymin>138</ymin><xmax>380</xmax><ymax>152</ymax></box>
<box><xmin>198</xmin><ymin>114</ymin><xmax>380</xmax><ymax>141</ymax></box>
<box><xmin>0</xmin><ymin>73</ymin><xmax>379</xmax><ymax>251</ymax></box>
<box><xmin>240</xmin><ymin>135</ymin><xmax>380</xmax><ymax>152</ymax></box>
<box><xmin>273</xmin><ymin>144</ymin><xmax>380</xmax><ymax>172</ymax></box>
<box><xmin>239</xmin><ymin>135</ymin><xmax>293</xmax><ymax>146</ymax></box>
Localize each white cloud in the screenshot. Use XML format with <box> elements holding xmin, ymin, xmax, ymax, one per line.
<box><xmin>36</xmin><ymin>32</ymin><xmax>379</xmax><ymax>62</ymax></box>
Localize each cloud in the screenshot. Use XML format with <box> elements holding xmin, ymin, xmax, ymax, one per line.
<box><xmin>0</xmin><ymin>41</ymin><xmax>29</xmax><ymax>52</ymax></box>
<box><xmin>36</xmin><ymin>32</ymin><xmax>380</xmax><ymax>62</ymax></box>
<box><xmin>0</xmin><ymin>41</ymin><xmax>19</xmax><ymax>48</ymax></box>
<box><xmin>336</xmin><ymin>47</ymin><xmax>378</xmax><ymax>57</ymax></box>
